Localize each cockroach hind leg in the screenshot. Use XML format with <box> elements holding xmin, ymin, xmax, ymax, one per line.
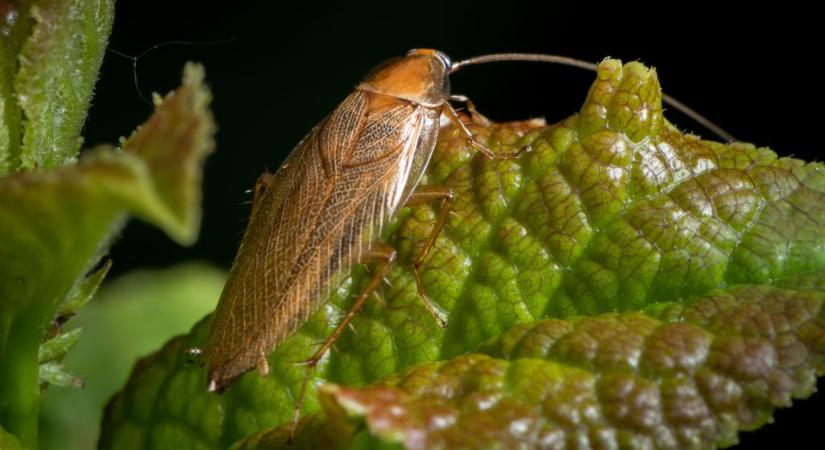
<box><xmin>294</xmin><ymin>244</ymin><xmax>421</xmax><ymax>439</ymax></box>
<box><xmin>289</xmin><ymin>243</ymin><xmax>396</xmax><ymax>371</ymax></box>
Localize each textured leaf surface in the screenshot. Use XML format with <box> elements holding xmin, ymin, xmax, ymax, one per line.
<box><xmin>100</xmin><ymin>60</ymin><xmax>825</xmax><ymax>450</ymax></box>
<box><xmin>0</xmin><ymin>63</ymin><xmax>214</xmax><ymax>447</ymax></box>
<box><xmin>302</xmin><ymin>282</ymin><xmax>825</xmax><ymax>450</ymax></box>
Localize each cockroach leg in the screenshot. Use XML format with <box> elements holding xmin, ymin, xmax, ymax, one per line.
<box><xmin>403</xmin><ymin>185</ymin><xmax>452</xmax><ymax>329</ymax></box>
<box><xmin>445</xmin><ymin>102</ymin><xmax>528</xmax><ymax>159</ymax></box>
<box><xmin>444</xmin><ymin>102</ymin><xmax>497</xmax><ymax>158</ymax></box>
<box><xmin>449</xmin><ymin>95</ymin><xmax>491</xmax><ymax>126</ymax></box>
<box><xmin>311</xmin><ymin>243</ymin><xmax>396</xmax><ymax>363</ymax></box>
<box><xmin>405</xmin><ymin>185</ymin><xmax>453</xmax><ymax>267</ymax></box>
<box><xmin>289</xmin><ymin>243</ymin><xmax>398</xmax><ymax>441</ymax></box>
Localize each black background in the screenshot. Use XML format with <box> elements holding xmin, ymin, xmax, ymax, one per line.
<box><xmin>90</xmin><ymin>1</ymin><xmax>821</xmax><ymax>448</ymax></box>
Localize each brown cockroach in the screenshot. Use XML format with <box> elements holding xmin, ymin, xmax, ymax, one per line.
<box><xmin>201</xmin><ymin>49</ymin><xmax>731</xmax><ymax>424</ymax></box>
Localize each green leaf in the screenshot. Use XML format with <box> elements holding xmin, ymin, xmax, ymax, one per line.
<box><xmin>100</xmin><ymin>60</ymin><xmax>825</xmax><ymax>450</ymax></box>
<box><xmin>13</xmin><ymin>0</ymin><xmax>114</xmax><ymax>170</ymax></box>
<box><xmin>281</xmin><ymin>281</ymin><xmax>823</xmax><ymax>450</ymax></box>
<box><xmin>40</xmin><ymin>263</ymin><xmax>225</xmax><ymax>450</ymax></box>
<box><xmin>0</xmin><ymin>62</ymin><xmax>214</xmax><ymax>316</ymax></box>
<box><xmin>0</xmin><ymin>425</ymin><xmax>24</xmax><ymax>450</ymax></box>
<box><xmin>38</xmin><ymin>327</ymin><xmax>82</xmax><ymax>364</ymax></box>
<box><xmin>56</xmin><ymin>258</ymin><xmax>112</xmax><ymax>321</ymax></box>
<box><xmin>38</xmin><ymin>362</ymin><xmax>82</xmax><ymax>389</ymax></box>
<box><xmin>0</xmin><ymin>63</ymin><xmax>214</xmax><ymax>448</ymax></box>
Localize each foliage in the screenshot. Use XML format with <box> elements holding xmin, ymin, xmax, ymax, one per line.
<box><xmin>100</xmin><ymin>61</ymin><xmax>825</xmax><ymax>449</ymax></box>
<box><xmin>0</xmin><ymin>1</ymin><xmax>215</xmax><ymax>448</ymax></box>
<box><xmin>40</xmin><ymin>264</ymin><xmax>224</xmax><ymax>450</ymax></box>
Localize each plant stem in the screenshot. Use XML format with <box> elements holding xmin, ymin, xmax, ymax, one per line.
<box><xmin>0</xmin><ymin>309</ymin><xmax>44</xmax><ymax>449</ymax></box>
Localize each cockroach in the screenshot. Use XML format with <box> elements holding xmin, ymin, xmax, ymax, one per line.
<box><xmin>200</xmin><ymin>49</ymin><xmax>731</xmax><ymax>431</ymax></box>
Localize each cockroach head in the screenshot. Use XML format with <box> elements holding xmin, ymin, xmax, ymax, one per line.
<box><xmin>358</xmin><ymin>48</ymin><xmax>452</xmax><ymax>107</ymax></box>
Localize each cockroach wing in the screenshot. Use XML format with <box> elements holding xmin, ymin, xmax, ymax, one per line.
<box><xmin>205</xmin><ymin>90</ymin><xmax>441</xmax><ymax>389</ymax></box>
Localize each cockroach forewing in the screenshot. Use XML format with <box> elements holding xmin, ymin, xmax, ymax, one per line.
<box><xmin>204</xmin><ymin>89</ymin><xmax>442</xmax><ymax>391</ymax></box>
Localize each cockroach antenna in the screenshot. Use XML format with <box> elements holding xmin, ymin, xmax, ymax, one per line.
<box><xmin>107</xmin><ymin>37</ymin><xmax>237</xmax><ymax>107</ymax></box>
<box><xmin>450</xmin><ymin>52</ymin><xmax>736</xmax><ymax>143</ymax></box>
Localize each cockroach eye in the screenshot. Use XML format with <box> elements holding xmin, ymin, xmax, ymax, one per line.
<box><xmin>433</xmin><ymin>51</ymin><xmax>452</xmax><ymax>71</ymax></box>
<box><xmin>406</xmin><ymin>48</ymin><xmax>453</xmax><ymax>71</ymax></box>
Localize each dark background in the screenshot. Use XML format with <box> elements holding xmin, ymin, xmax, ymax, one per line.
<box><xmin>88</xmin><ymin>1</ymin><xmax>820</xmax><ymax>448</ymax></box>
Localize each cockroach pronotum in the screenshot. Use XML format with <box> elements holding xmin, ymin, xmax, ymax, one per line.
<box><xmin>199</xmin><ymin>49</ymin><xmax>731</xmax><ymax>435</ymax></box>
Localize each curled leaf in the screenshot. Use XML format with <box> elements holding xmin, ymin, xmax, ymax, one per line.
<box><xmin>0</xmin><ymin>63</ymin><xmax>214</xmax><ymax>447</ymax></box>
<box><xmin>0</xmin><ymin>63</ymin><xmax>213</xmax><ymax>317</ymax></box>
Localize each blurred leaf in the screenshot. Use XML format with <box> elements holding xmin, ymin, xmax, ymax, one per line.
<box><xmin>40</xmin><ymin>263</ymin><xmax>225</xmax><ymax>450</ymax></box>
<box><xmin>14</xmin><ymin>0</ymin><xmax>114</xmax><ymax>170</ymax></box>
<box><xmin>0</xmin><ymin>63</ymin><xmax>214</xmax><ymax>448</ymax></box>
<box><xmin>101</xmin><ymin>60</ymin><xmax>825</xmax><ymax>450</ymax></box>
<box><xmin>0</xmin><ymin>424</ymin><xmax>24</xmax><ymax>450</ymax></box>
<box><xmin>56</xmin><ymin>259</ymin><xmax>112</xmax><ymax>321</ymax></box>
<box><xmin>38</xmin><ymin>327</ymin><xmax>81</xmax><ymax>364</ymax></box>
<box><xmin>0</xmin><ymin>62</ymin><xmax>213</xmax><ymax>319</ymax></box>
<box><xmin>38</xmin><ymin>362</ymin><xmax>82</xmax><ymax>389</ymax></box>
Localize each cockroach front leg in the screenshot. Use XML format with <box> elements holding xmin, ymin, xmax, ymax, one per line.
<box><xmin>443</xmin><ymin>102</ymin><xmax>530</xmax><ymax>159</ymax></box>
<box><xmin>449</xmin><ymin>94</ymin><xmax>491</xmax><ymax>126</ymax></box>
